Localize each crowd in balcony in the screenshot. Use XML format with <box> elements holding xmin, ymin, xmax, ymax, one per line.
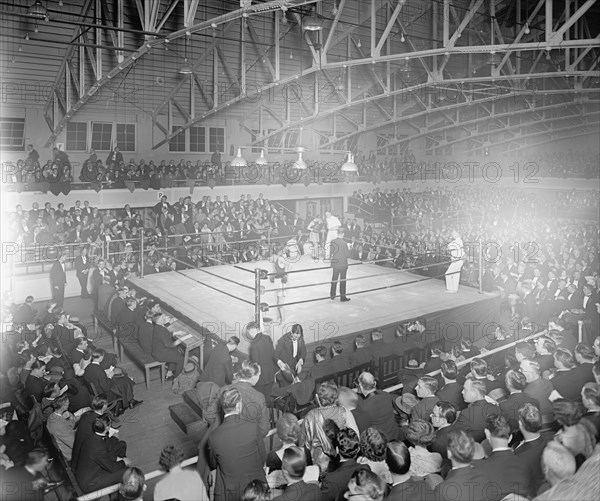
<box><xmin>4</xmin><ymin>145</ymin><xmax>599</xmax><ymax>192</ymax></box>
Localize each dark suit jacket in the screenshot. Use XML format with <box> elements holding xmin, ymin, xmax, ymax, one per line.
<box><xmin>208</xmin><ymin>414</ymin><xmax>267</xmax><ymax>501</ymax></box>
<box><xmin>320</xmin><ymin>460</ymin><xmax>370</xmax><ymax>501</ymax></box>
<box><xmin>359</xmin><ymin>390</ymin><xmax>398</xmax><ymax>441</ymax></box>
<box><xmin>273</xmin><ymin>481</ymin><xmax>322</xmax><ymax>501</ymax></box>
<box><xmin>514</xmin><ymin>434</ymin><xmax>553</xmax><ymax>493</ymax></box>
<box><xmin>25</xmin><ymin>375</ymin><xmax>46</xmax><ymax>402</ymax></box>
<box><xmin>436</xmin><ymin>382</ymin><xmax>466</xmax><ymax>410</ymax></box>
<box><xmin>199</xmin><ymin>343</ymin><xmax>233</xmax><ymax>387</ymax></box>
<box><xmin>411</xmin><ymin>395</ymin><xmax>440</xmax><ymax>422</ymax></box>
<box><xmin>423</xmin><ymin>356</ymin><xmax>444</xmax><ymax>374</ymax></box>
<box><xmin>2</xmin><ymin>465</ymin><xmax>44</xmax><ymax>501</ymax></box>
<box><xmin>499</xmin><ymin>392</ymin><xmax>540</xmax><ymax>432</ymax></box>
<box><xmin>115</xmin><ymin>307</ymin><xmax>137</xmax><ymax>343</ymax></box>
<box><xmin>249</xmin><ymin>333</ymin><xmax>277</xmax><ymax>388</ymax></box>
<box><xmin>535</xmin><ymin>354</ymin><xmax>555</xmax><ymax>373</ymax></box>
<box><xmin>50</xmin><ymin>260</ymin><xmax>66</xmax><ymax>288</ymax></box>
<box><xmin>387</xmin><ymin>478</ymin><xmax>436</xmax><ymax>501</ymax></box>
<box><xmin>275</xmin><ymin>332</ymin><xmax>307</xmax><ymax>370</ymax></box>
<box><xmin>434</xmin><ymin>464</ymin><xmax>495</xmax><ymax>501</ymax></box>
<box><xmin>220</xmin><ymin>381</ymin><xmax>269</xmax><ymax>440</ymax></box>
<box><xmin>83</xmin><ymin>362</ymin><xmax>111</xmax><ymax>394</ymax></box>
<box><xmin>75</xmin><ymin>433</ymin><xmax>127</xmax><ymax>493</ymax></box>
<box><xmin>135</xmin><ymin>319</ymin><xmax>154</xmax><ymax>354</ymax></box>
<box><xmin>474</xmin><ymin>449</ymin><xmax>532</xmax><ymax>499</ymax></box>
<box><xmin>72</xmin><ymin>410</ymin><xmax>101</xmax><ymax>468</ymax></box>
<box><xmin>350</xmin><ymin>347</ymin><xmax>373</xmax><ymax>368</ymax></box>
<box><xmin>455</xmin><ymin>399</ymin><xmax>499</xmax><ymax>442</ymax></box>
<box><xmin>108</xmin><ymin>296</ymin><xmax>126</xmax><ymax>324</ymax></box>
<box><xmin>330</xmin><ymin>237</ymin><xmax>351</xmax><ymax>270</ymax></box>
<box><xmin>74</xmin><ymin>255</ymin><xmax>89</xmax><ymax>279</ymax></box>
<box><xmin>551</xmin><ymin>369</ymin><xmax>585</xmax><ymax>401</ymax></box>
<box><xmin>430</xmin><ymin>424</ymin><xmax>457</xmax><ymax>459</ymax></box>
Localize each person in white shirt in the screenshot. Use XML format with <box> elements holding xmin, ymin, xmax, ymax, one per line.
<box><xmin>445</xmin><ymin>230</ymin><xmax>466</xmax><ymax>293</ymax></box>
<box><xmin>154</xmin><ymin>445</ymin><xmax>208</xmax><ymax>501</ymax></box>
<box><xmin>324</xmin><ymin>211</ymin><xmax>341</xmax><ymax>260</ymax></box>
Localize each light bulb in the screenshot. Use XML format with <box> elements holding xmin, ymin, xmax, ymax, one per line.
<box><xmin>34</xmin><ymin>24</ymin><xmax>39</xmax><ymax>33</ymax></box>
<box><xmin>25</xmin><ymin>33</ymin><xmax>29</xmax><ymax>40</ymax></box>
<box><xmin>357</xmin><ymin>39</ymin><xmax>362</xmax><ymax>48</ymax></box>
<box><xmin>18</xmin><ymin>44</ymin><xmax>22</xmax><ymax>52</ymax></box>
<box><xmin>290</xmin><ymin>52</ymin><xmax>293</xmax><ymax>59</ymax></box>
<box><xmin>400</xmin><ymin>33</ymin><xmax>405</xmax><ymax>42</ymax></box>
<box><xmin>524</xmin><ymin>22</ymin><xmax>530</xmax><ymax>35</ymax></box>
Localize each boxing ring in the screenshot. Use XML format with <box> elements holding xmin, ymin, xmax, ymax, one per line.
<box><xmin>127</xmin><ymin>253</ymin><xmax>501</xmax><ymax>358</ymax></box>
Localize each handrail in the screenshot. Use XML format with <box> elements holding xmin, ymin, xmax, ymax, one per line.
<box><xmin>76</xmin><ymin>327</ymin><xmax>548</xmax><ymax>501</ymax></box>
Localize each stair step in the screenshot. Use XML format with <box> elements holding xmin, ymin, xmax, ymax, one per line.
<box><xmin>168</xmin><ymin>402</ymin><xmax>207</xmax><ymax>435</ymax></box>
<box><xmin>183</xmin><ymin>389</ymin><xmax>204</xmax><ymax>418</ymax></box>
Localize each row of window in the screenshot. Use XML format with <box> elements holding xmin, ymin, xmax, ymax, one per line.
<box><xmin>168</xmin><ymin>126</ymin><xmax>224</xmax><ymax>153</ymax></box>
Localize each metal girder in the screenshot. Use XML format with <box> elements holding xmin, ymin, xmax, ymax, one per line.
<box><xmin>550</xmin><ymin>0</ymin><xmax>597</xmax><ymax>44</ymax></box>
<box><xmin>506</xmin><ymin>127</ymin><xmax>600</xmax><ymax>153</ymax></box>
<box><xmin>374</xmin><ymin>0</ymin><xmax>404</xmax><ymax>57</ymax></box>
<box><xmin>425</xmin><ymin>108</ymin><xmax>600</xmax><ymax>153</ymax></box>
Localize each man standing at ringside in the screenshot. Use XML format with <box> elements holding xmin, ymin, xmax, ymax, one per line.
<box><xmin>330</xmin><ymin>228</ymin><xmax>351</xmax><ymax>302</ymax></box>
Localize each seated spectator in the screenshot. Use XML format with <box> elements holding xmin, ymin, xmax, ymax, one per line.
<box><xmin>272</xmin><ymin>446</ymin><xmax>320</xmax><ymax>501</ymax></box>
<box><xmin>538</xmin><ymin>441</ymin><xmax>577</xmax><ymax>495</ymax></box>
<box><xmin>475</xmin><ymin>414</ymin><xmax>532</xmax><ymax>498</ymax></box>
<box><xmin>343</xmin><ymin>468</ymin><xmax>384</xmax><ymax>501</ymax></box>
<box><xmin>430</xmin><ymin>401</ymin><xmax>459</xmax><ymax>459</ymax></box>
<box><xmin>434</xmin><ymin>429</ymin><xmax>493</xmax><ymax>501</ymax></box>
<box><xmin>24</xmin><ymin>360</ymin><xmax>47</xmax><ymax>402</ymax></box>
<box><xmin>520</xmin><ymin>358</ymin><xmax>555</xmax><ymax>420</ymax></box>
<box><xmin>436</xmin><ymin>360</ymin><xmax>466</xmax><ymax>410</ymax></box>
<box><xmin>422</xmin><ymin>342</ymin><xmax>445</xmax><ymax>373</ymax></box>
<box><xmin>2</xmin><ymin>448</ymin><xmax>50</xmax><ymax>501</ymax></box>
<box><xmin>406</xmin><ymin>419</ymin><xmax>442</xmax><ymax>477</ymax></box>
<box><xmin>266</xmin><ymin>413</ymin><xmax>303</xmax><ymax>474</ymax></box>
<box><xmin>534</xmin><ymin>336</ymin><xmax>557</xmax><ymax>373</ymax></box>
<box><xmin>320</xmin><ymin>428</ymin><xmax>368</xmax><ymax>501</ymax></box>
<box><xmin>74</xmin><ymin>417</ymin><xmax>130</xmax><ymax>493</ymax></box>
<box><xmin>356</xmin><ymin>372</ymin><xmax>398</xmax><ymax>441</ymax></box>
<box><xmin>550</xmin><ymin>348</ymin><xmax>581</xmax><ymax>401</ymax></box>
<box><xmin>514</xmin><ymin>403</ymin><xmax>552</xmax><ymax>493</ymax></box>
<box><xmin>412</xmin><ymin>376</ymin><xmax>440</xmax><ymax>422</ymax></box>
<box><xmin>581</xmin><ymin>382</ymin><xmax>600</xmax><ymax>441</ymax></box>
<box><xmin>553</xmin><ymin>399</ymin><xmax>597</xmax><ymax>466</ymax></box>
<box><xmin>455</xmin><ymin>379</ymin><xmax>499</xmax><ymax>442</ymax></box>
<box><xmin>357</xmin><ymin>427</ymin><xmax>391</xmax><ymax>484</ymax></box>
<box><xmin>118</xmin><ymin>467</ymin><xmax>146</xmax><ymax>501</ymax></box>
<box><xmin>45</xmin><ymin>396</ymin><xmax>76</xmax><ymax>461</ymax></box>
<box><xmin>466</xmin><ymin>358</ymin><xmax>502</xmax><ymax>394</ymax></box>
<box><xmin>154</xmin><ymin>445</ymin><xmax>208</xmax><ymax>501</ymax></box>
<box><xmin>386</xmin><ymin>440</ymin><xmax>435</xmax><ymax>500</ymax></box>
<box><xmin>304</xmin><ymin>381</ymin><xmax>359</xmax><ymax>457</ymax></box>
<box><xmin>338</xmin><ymin>386</ymin><xmax>371</xmax><ymax>435</ymax></box>
<box><xmin>151</xmin><ymin>313</ymin><xmax>184</xmax><ymax>380</ymax></box>
<box><xmin>242</xmin><ymin>480</ymin><xmax>270</xmax><ymax>501</ymax></box>
<box><xmin>500</xmin><ymin>369</ymin><xmax>540</xmax><ymax>433</ymax></box>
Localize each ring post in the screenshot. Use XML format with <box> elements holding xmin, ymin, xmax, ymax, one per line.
<box><xmin>478</xmin><ymin>237</ymin><xmax>483</xmax><ymax>294</ymax></box>
<box><xmin>139</xmin><ymin>228</ymin><xmax>145</xmax><ymax>279</ymax></box>
<box><xmin>254</xmin><ymin>268</ymin><xmax>261</xmax><ymax>326</ymax></box>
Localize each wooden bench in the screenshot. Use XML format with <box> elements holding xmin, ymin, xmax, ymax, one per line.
<box><xmin>315</xmin><ymin>361</ymin><xmax>374</xmax><ymax>389</ymax></box>
<box><xmin>43</xmin><ymin>425</ymin><xmax>84</xmax><ymax>499</ymax></box>
<box><xmin>378</xmin><ymin>354</ymin><xmax>404</xmax><ymax>390</ymax></box>
<box><xmin>92</xmin><ymin>310</ymin><xmax>119</xmax><ymax>357</ymax></box>
<box><xmin>119</xmin><ymin>340</ymin><xmax>166</xmax><ymax>390</ymax></box>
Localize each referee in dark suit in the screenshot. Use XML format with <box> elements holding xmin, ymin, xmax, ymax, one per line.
<box><xmin>330</xmin><ymin>228</ymin><xmax>351</xmax><ymax>302</ymax></box>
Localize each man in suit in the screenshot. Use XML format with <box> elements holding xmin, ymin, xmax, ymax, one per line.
<box><xmin>514</xmin><ymin>403</ymin><xmax>553</xmax><ymax>494</ymax></box>
<box><xmin>330</xmin><ymin>227</ymin><xmax>351</xmax><ymax>302</ymax></box>
<box><xmin>475</xmin><ymin>415</ymin><xmax>532</xmax><ymax>499</ymax></box>
<box><xmin>50</xmin><ymin>254</ymin><xmax>67</xmax><ymax>308</ymax></box>
<box><xmin>320</xmin><ymin>428</ymin><xmax>370</xmax><ymax>501</ymax></box>
<box><xmin>520</xmin><ymin>358</ymin><xmax>554</xmax><ymax>420</ymax></box>
<box><xmin>74</xmin><ymin>246</ymin><xmax>91</xmax><ymax>298</ymax></box>
<box><xmin>434</xmin><ymin>429</ymin><xmax>494</xmax><ymax>501</ymax></box>
<box><xmin>349</xmin><ymin>334</ymin><xmax>372</xmax><ymax>367</ymax></box>
<box><xmin>422</xmin><ymin>342</ymin><xmax>445</xmax><ymax>373</ymax></box>
<box><xmin>273</xmin><ymin>446</ymin><xmax>321</xmax><ymax>501</ymax></box>
<box><xmin>436</xmin><ymin>360</ymin><xmax>466</xmax><ymax>410</ymax></box>
<box><xmin>430</xmin><ymin>401</ymin><xmax>459</xmax><ymax>459</ymax></box>
<box><xmin>208</xmin><ymin>388</ymin><xmax>267</xmax><ymax>501</ymax></box>
<box><xmin>534</xmin><ymin>336</ymin><xmax>557</xmax><ymax>373</ymax></box>
<box><xmin>75</xmin><ymin>418</ymin><xmax>130</xmax><ymax>493</ymax></box>
<box><xmin>220</xmin><ymin>360</ymin><xmax>269</xmax><ymax>456</ymax></box>
<box><xmin>246</xmin><ymin>322</ymin><xmax>277</xmax><ymax>401</ymax></box>
<box><xmin>198</xmin><ymin>336</ymin><xmax>238</xmax><ymax>387</ymax></box>
<box><xmin>151</xmin><ymin>313</ymin><xmax>185</xmax><ymax>380</ymax></box>
<box><xmin>386</xmin><ymin>440</ymin><xmax>435</xmax><ymax>500</ymax></box>
<box><xmin>2</xmin><ymin>449</ymin><xmax>49</xmax><ymax>501</ymax></box>
<box><xmin>25</xmin><ymin>360</ymin><xmax>47</xmax><ymax>402</ymax></box>
<box><xmin>275</xmin><ymin>324</ymin><xmax>307</xmax><ymax>386</ymax></box>
<box><xmin>454</xmin><ymin>379</ymin><xmax>499</xmax><ymax>442</ymax></box>
<box><xmin>499</xmin><ymin>369</ymin><xmax>540</xmax><ymax>433</ymax></box>
<box><xmin>412</xmin><ymin>376</ymin><xmax>440</xmax><ymax>423</ymax></box>
<box><xmin>83</xmin><ymin>349</ymin><xmax>141</xmax><ymax>409</ymax></box>
<box><xmin>357</xmin><ymin>371</ymin><xmax>398</xmax><ymax>440</ymax></box>
<box><xmin>549</xmin><ymin>348</ymin><xmax>581</xmax><ymax>401</ymax></box>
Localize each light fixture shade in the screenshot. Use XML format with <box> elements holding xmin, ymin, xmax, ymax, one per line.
<box><xmin>255</xmin><ymin>149</ymin><xmax>268</xmax><ymax>165</ymax></box>
<box><xmin>179</xmin><ymin>59</ymin><xmax>193</xmax><ymax>74</ymax></box>
<box><xmin>487</xmin><ymin>52</ymin><xmax>502</xmax><ymax>65</ymax></box>
<box><xmin>231</xmin><ymin>147</ymin><xmax>248</xmax><ymax>167</ymax></box>
<box><xmin>293</xmin><ymin>151</ymin><xmax>307</xmax><ymax>170</ymax></box>
<box><xmin>303</xmin><ymin>9</ymin><xmax>323</xmax><ymax>31</ymax></box>
<box><xmin>29</xmin><ymin>1</ymin><xmax>47</xmax><ymax>19</ymax></box>
<box><xmin>341</xmin><ymin>153</ymin><xmax>358</xmax><ymax>173</ymax></box>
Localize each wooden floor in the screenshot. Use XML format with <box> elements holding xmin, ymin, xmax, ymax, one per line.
<box><xmin>128</xmin><ymin>255</ymin><xmax>496</xmax><ymax>353</ymax></box>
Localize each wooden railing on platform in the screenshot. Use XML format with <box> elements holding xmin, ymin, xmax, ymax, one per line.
<box><xmin>76</xmin><ymin>328</ymin><xmax>550</xmax><ymax>501</ymax></box>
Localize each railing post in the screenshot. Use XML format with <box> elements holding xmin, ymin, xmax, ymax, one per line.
<box><xmin>478</xmin><ymin>237</ymin><xmax>483</xmax><ymax>294</ymax></box>
<box><xmin>254</xmin><ymin>268</ymin><xmax>262</xmax><ymax>327</ymax></box>
<box><xmin>139</xmin><ymin>228</ymin><xmax>145</xmax><ymax>279</ymax></box>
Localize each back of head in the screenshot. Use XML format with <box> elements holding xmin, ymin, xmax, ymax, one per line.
<box><xmin>552</xmin><ymin>399</ymin><xmax>582</xmax><ymax>427</ymax></box>
<box><xmin>518</xmin><ymin>403</ymin><xmax>542</xmax><ymax>433</ymax></box>
<box><xmin>582</xmin><ymin>382</ymin><xmax>600</xmax><ymax>407</ymax></box>
<box><xmin>447</xmin><ymin>429</ymin><xmax>475</xmax><ymax>464</ymax></box>
<box><xmin>360</xmin><ymin>427</ymin><xmax>388</xmax><ymax>462</ymax></box>
<box><xmin>355</xmin><ymin>334</ymin><xmax>367</xmax><ymax>348</ymax></box>
<box><xmin>159</xmin><ymin>445</ymin><xmax>183</xmax><ymax>472</ymax></box>
<box><xmin>371</xmin><ymin>329</ymin><xmax>383</xmax><ymax>343</ymax></box>
<box><xmin>240</xmin><ymin>360</ymin><xmax>261</xmax><ymax>380</ymax></box>
<box><xmin>119</xmin><ymin>467</ymin><xmax>145</xmax><ymax>500</ymax></box>
<box><xmin>242</xmin><ymin>480</ymin><xmax>270</xmax><ymax>501</ymax></box>
<box><xmin>470</xmin><ymin>358</ymin><xmax>487</xmax><ymax>377</ymax></box>
<box><xmin>337</xmin><ymin>428</ymin><xmax>360</xmax><ymax>459</ymax></box>
<box><xmin>505</xmin><ymin>369</ymin><xmax>527</xmax><ymax>391</ymax></box>
<box><xmin>441</xmin><ymin>359</ymin><xmax>458</xmax><ymax>380</ymax></box>
<box><xmin>282</xmin><ymin>446</ymin><xmax>306</xmax><ymax>480</ymax></box>
<box><xmin>516</xmin><ymin>342</ymin><xmax>535</xmax><ymax>360</ymax></box>
<box><xmin>554</xmin><ymin>348</ymin><xmax>576</xmax><ymax>369</ymax></box>
<box><xmin>542</xmin><ymin>441</ymin><xmax>576</xmax><ymax>485</ymax></box>
<box><xmin>435</xmin><ymin>401</ymin><xmax>458</xmax><ymax>425</ymax></box>
<box><xmin>316</xmin><ymin>380</ymin><xmax>339</xmax><ymax>407</ymax></box>
<box><xmin>91</xmin><ymin>393</ymin><xmax>109</xmax><ymax>411</ymax></box>
<box><xmin>575</xmin><ymin>344</ymin><xmax>594</xmax><ymax>363</ymax></box>
<box><xmin>385</xmin><ymin>440</ymin><xmax>411</xmax><ymax>475</ymax></box>
<box><xmin>486</xmin><ymin>414</ymin><xmax>511</xmax><ymax>440</ymax></box>
<box><xmin>358</xmin><ymin>371</ymin><xmax>376</xmax><ymax>392</ymax></box>
<box><xmin>92</xmin><ymin>417</ymin><xmax>108</xmax><ymax>435</ymax></box>
<box><xmin>332</xmin><ymin>341</ymin><xmax>344</xmax><ymax>356</ymax></box>
<box><xmin>406</xmin><ymin>419</ymin><xmax>436</xmax><ymax>447</ymax></box>
<box><xmin>276</xmin><ymin>413</ymin><xmax>301</xmax><ymax>445</ymax></box>
<box><xmin>221</xmin><ymin>387</ymin><xmax>242</xmax><ymax>414</ymax></box>
<box><xmin>351</xmin><ymin>469</ymin><xmax>385</xmax><ymax>501</ymax></box>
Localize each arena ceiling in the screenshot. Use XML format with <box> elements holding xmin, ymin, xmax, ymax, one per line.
<box><xmin>1</xmin><ymin>0</ymin><xmax>599</xmax><ymax>156</ymax></box>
